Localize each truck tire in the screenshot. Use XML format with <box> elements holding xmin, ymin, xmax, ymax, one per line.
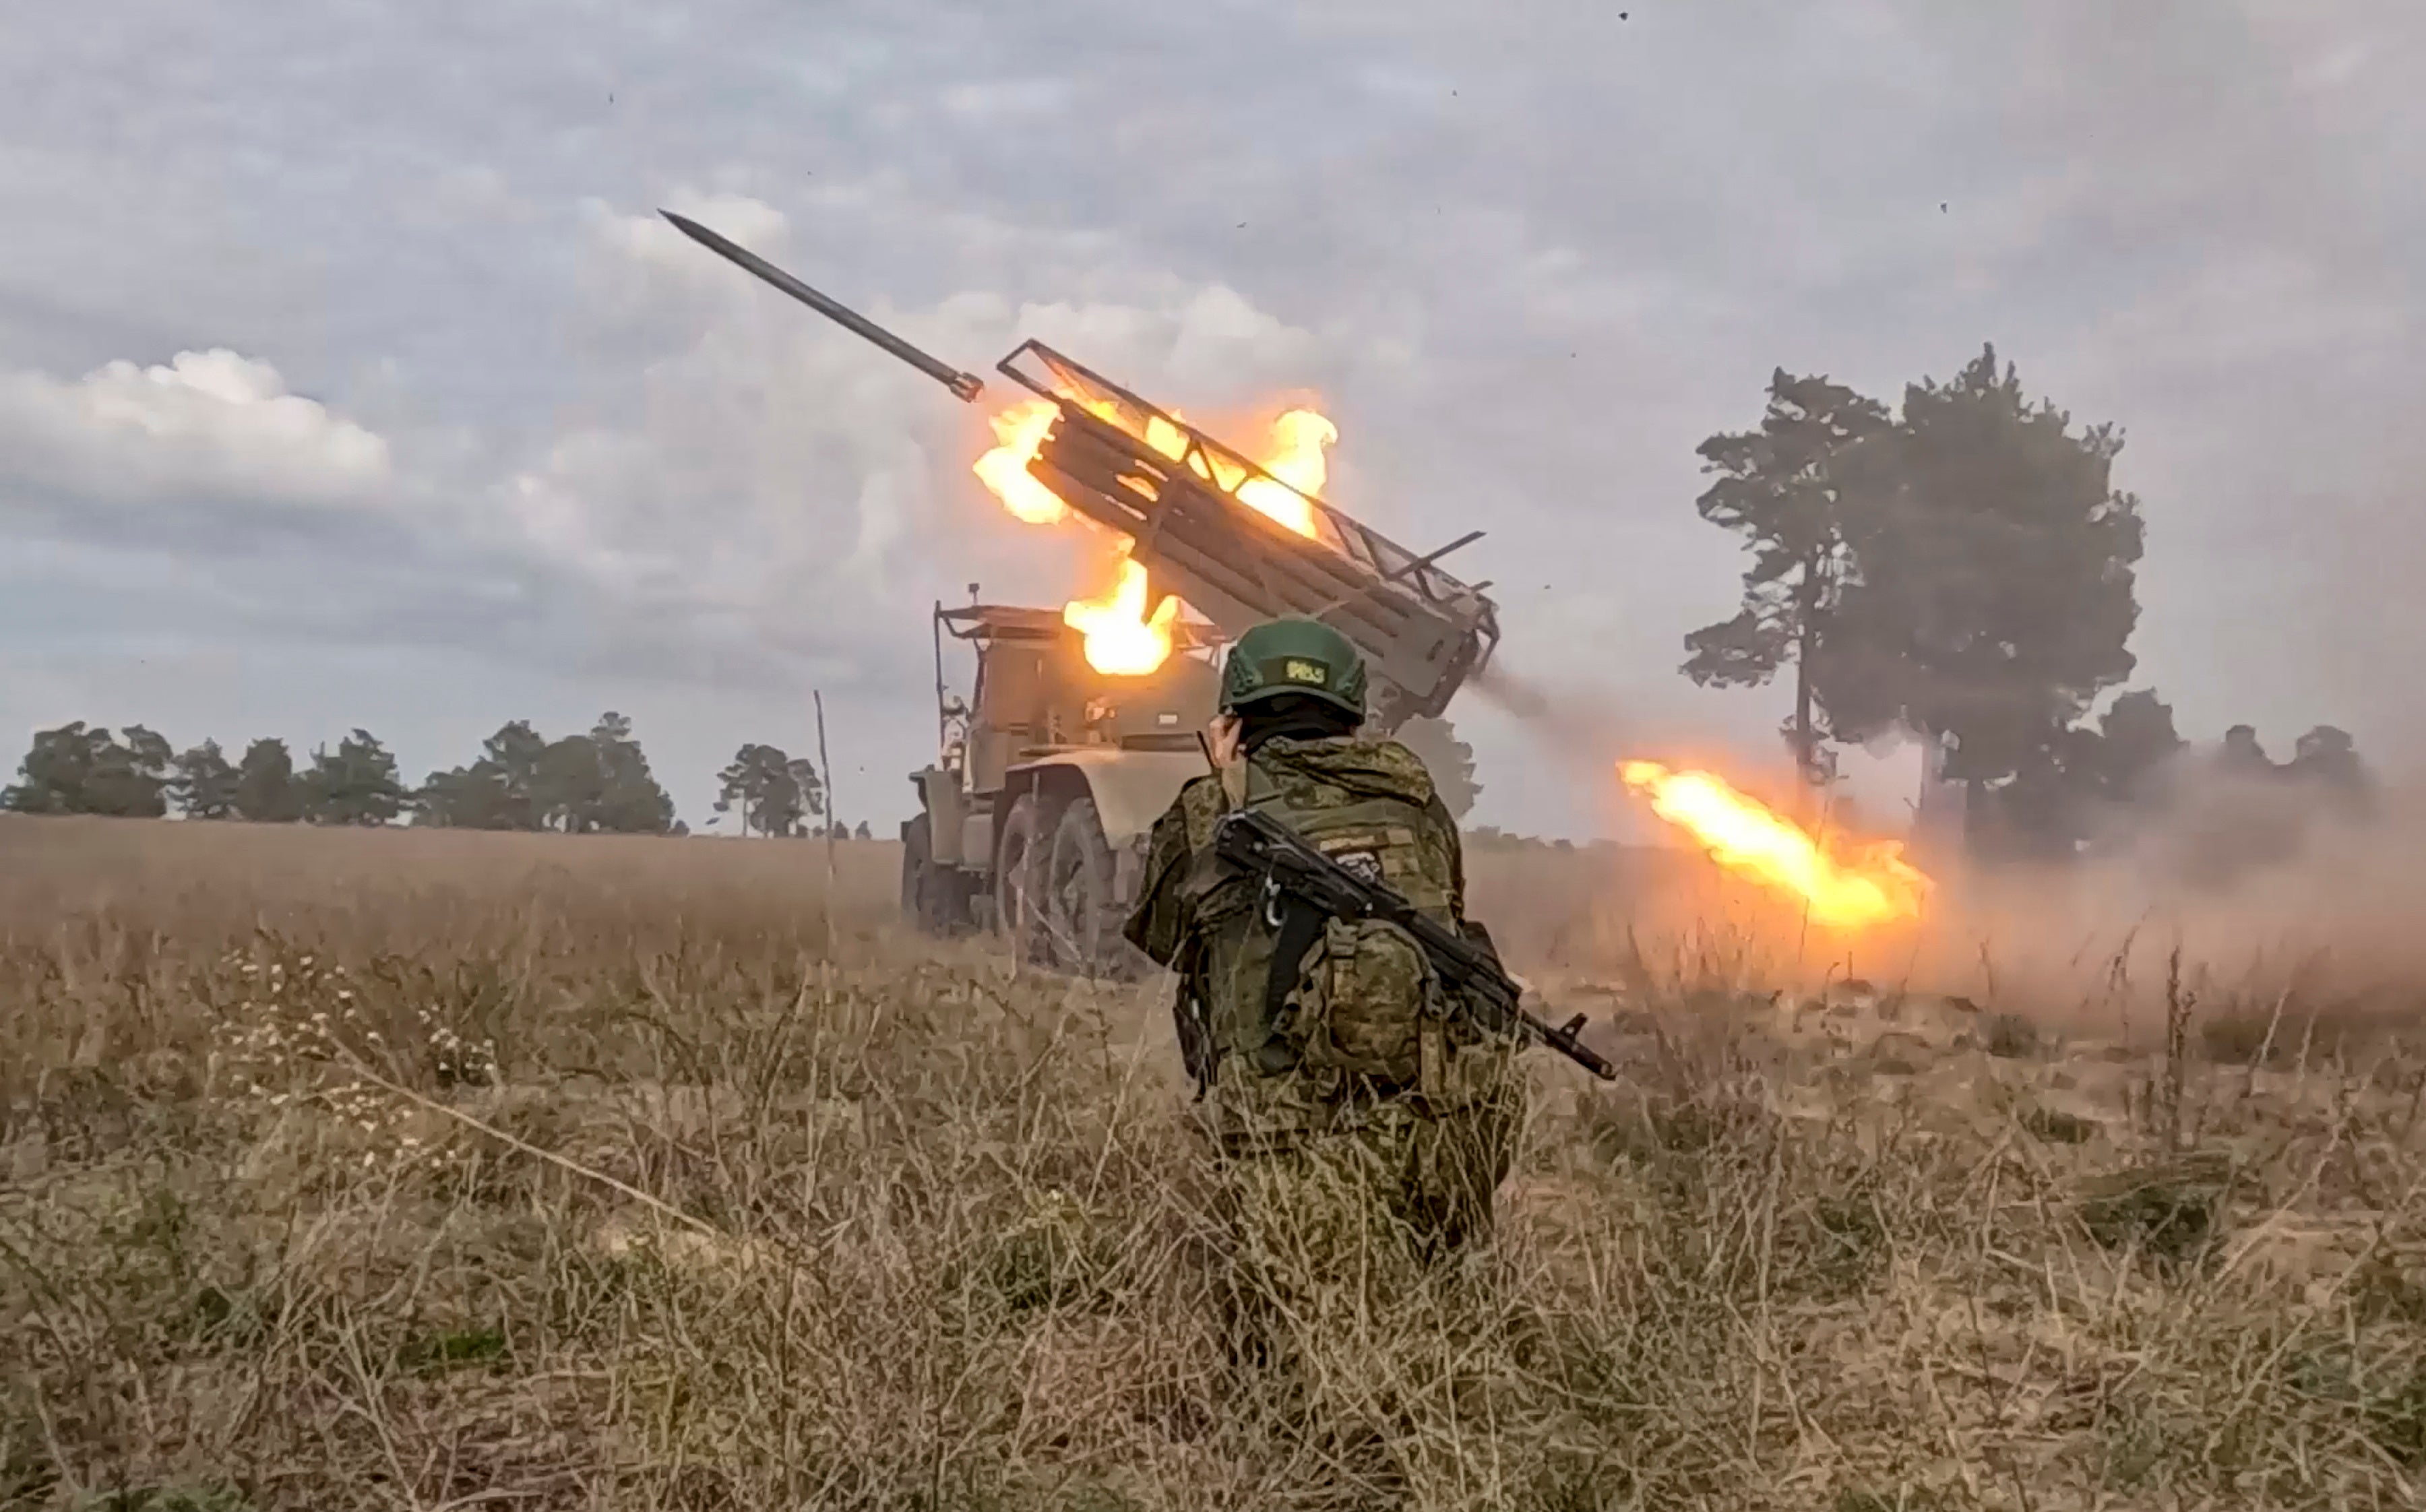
<box><xmin>994</xmin><ymin>793</ymin><xmax>1050</xmax><ymax>966</ymax></box>
<box><xmin>1048</xmin><ymin>796</ymin><xmax>1144</xmax><ymax>980</ymax></box>
<box><xmin>902</xmin><ymin>813</ymin><xmax>973</xmax><ymax>935</ymax></box>
<box><xmin>900</xmin><ymin>813</ymin><xmax>932</xmax><ymax>928</ymax></box>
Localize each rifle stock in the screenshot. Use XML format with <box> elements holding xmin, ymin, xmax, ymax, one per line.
<box><xmin>1212</xmin><ymin>807</ymin><xmax>1619</xmax><ymax>1081</ymax></box>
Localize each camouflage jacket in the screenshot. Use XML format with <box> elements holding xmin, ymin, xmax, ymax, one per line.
<box><xmin>1122</xmin><ymin>734</ymin><xmax>1468</xmax><ymax>1067</ymax></box>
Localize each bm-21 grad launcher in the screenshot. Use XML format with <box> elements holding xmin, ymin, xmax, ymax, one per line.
<box><xmin>662</xmin><ymin>210</ymin><xmax>1513</xmax><ymax>984</ymax></box>
<box><xmin>660</xmin><ymin>210</ymin><xmax>1501</xmax><ymax>729</ymax></box>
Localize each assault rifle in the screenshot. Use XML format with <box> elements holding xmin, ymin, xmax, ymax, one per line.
<box><xmin>1212</xmin><ymin>807</ymin><xmax>1619</xmax><ymax>1081</ymax></box>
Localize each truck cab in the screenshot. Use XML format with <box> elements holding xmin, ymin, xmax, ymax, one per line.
<box><xmin>902</xmin><ymin>602</ymin><xmax>1222</xmax><ymax>975</ymax></box>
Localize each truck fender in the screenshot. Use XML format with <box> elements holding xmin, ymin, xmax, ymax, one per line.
<box><xmin>1006</xmin><ymin>748</ymin><xmax>1204</xmax><ymax>848</ymax></box>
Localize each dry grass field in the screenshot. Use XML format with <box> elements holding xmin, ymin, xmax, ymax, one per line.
<box><xmin>3</xmin><ymin>815</ymin><xmax>2424</xmax><ymax>1511</ymax></box>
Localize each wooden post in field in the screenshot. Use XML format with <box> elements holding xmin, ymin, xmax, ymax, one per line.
<box><xmin>814</xmin><ymin>690</ymin><xmax>838</xmax><ymax>958</ymax></box>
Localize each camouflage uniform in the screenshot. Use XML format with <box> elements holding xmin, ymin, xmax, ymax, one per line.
<box><xmin>1124</xmin><ymin>734</ymin><xmax>1522</xmax><ymax>1370</ymax></box>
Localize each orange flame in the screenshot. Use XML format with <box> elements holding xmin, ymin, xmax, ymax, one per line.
<box><xmin>1237</xmin><ymin>408</ymin><xmax>1332</xmax><ymax>538</ymax></box>
<box><xmin>1617</xmin><ymin>760</ymin><xmax>1931</xmax><ymax>929</ymax></box>
<box><xmin>1064</xmin><ymin>557</ymin><xmax>1180</xmax><ymax>676</ymax></box>
<box><xmin>973</xmin><ymin>400</ymin><xmax>1069</xmax><ymax>524</ymax></box>
<box><xmin>970</xmin><ymin>395</ymin><xmax>1338</xmax><ymax>672</ymax></box>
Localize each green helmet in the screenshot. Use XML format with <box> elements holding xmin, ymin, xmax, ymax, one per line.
<box><xmin>1219</xmin><ymin>615</ymin><xmax>1367</xmax><ymax>720</ymax></box>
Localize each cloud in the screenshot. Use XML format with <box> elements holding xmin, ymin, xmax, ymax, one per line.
<box><xmin>0</xmin><ymin>0</ymin><xmax>2421</xmax><ymax>840</ymax></box>
<box><xmin>0</xmin><ymin>348</ymin><xmax>390</xmax><ymax>513</ymax></box>
<box><xmin>494</xmin><ymin>194</ymin><xmax>1338</xmax><ymax>691</ymax></box>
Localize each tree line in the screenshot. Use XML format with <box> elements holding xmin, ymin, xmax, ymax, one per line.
<box><xmin>1685</xmin><ymin>344</ymin><xmax>2372</xmax><ymax>862</ymax></box>
<box><xmin>0</xmin><ymin>714</ymin><xmax>872</xmax><ymax>838</ymax></box>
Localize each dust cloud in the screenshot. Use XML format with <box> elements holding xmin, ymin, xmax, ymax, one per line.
<box><xmin>1465</xmin><ymin>666</ymin><xmax>2426</xmax><ymax>1052</ymax></box>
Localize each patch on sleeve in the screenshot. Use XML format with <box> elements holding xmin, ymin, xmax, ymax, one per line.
<box><xmin>1331</xmin><ymin>848</ymin><xmax>1385</xmax><ymax>885</ymax></box>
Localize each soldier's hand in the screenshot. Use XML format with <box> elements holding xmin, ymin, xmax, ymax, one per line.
<box><xmin>1207</xmin><ymin>713</ymin><xmax>1243</xmax><ymax>767</ymax></box>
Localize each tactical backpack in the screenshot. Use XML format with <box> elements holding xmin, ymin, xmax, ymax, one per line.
<box><xmin>1283</xmin><ymin>914</ymin><xmax>1441</xmax><ymax>1087</ymax></box>
<box><xmin>1206</xmin><ymin>737</ymin><xmax>1466</xmax><ymax>1098</ymax></box>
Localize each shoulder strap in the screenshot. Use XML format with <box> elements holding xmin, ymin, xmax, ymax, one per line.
<box><xmin>1255</xmin><ymin>891</ymin><xmax>1326</xmax><ymax>1074</ymax></box>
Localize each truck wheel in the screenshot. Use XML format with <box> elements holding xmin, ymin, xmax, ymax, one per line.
<box><xmin>994</xmin><ymin>793</ymin><xmax>1050</xmax><ymax>966</ymax></box>
<box><xmin>901</xmin><ymin>813</ymin><xmax>934</xmax><ymax>929</ymax></box>
<box><xmin>1048</xmin><ymin>796</ymin><xmax>1142</xmax><ymax>980</ymax></box>
<box><xmin>901</xmin><ymin>813</ymin><xmax>971</xmax><ymax>935</ymax></box>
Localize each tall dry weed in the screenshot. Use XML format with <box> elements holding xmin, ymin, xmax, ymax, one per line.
<box><xmin>1</xmin><ymin>816</ymin><xmax>2422</xmax><ymax>1509</ymax></box>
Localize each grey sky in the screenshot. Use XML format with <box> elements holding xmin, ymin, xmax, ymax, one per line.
<box><xmin>1</xmin><ymin>1</ymin><xmax>2417</xmax><ymax>838</ymax></box>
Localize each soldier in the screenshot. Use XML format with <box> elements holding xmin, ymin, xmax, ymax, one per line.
<box><xmin>1122</xmin><ymin>615</ymin><xmax>1524</xmax><ymax>1375</ymax></box>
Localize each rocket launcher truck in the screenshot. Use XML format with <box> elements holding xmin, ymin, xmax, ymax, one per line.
<box><xmin>663</xmin><ymin>211</ymin><xmax>1503</xmax><ymax>976</ymax></box>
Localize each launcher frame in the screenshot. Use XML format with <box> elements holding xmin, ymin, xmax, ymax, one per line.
<box><xmin>997</xmin><ymin>340</ymin><xmax>1499</xmax><ymax>728</ymax></box>
<box><xmin>658</xmin><ymin>208</ymin><xmax>1503</xmax><ymax>729</ymax></box>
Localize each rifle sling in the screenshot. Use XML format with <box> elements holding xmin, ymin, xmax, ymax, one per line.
<box><xmin>1254</xmin><ymin>881</ymin><xmax>1329</xmax><ymax>1077</ymax></box>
